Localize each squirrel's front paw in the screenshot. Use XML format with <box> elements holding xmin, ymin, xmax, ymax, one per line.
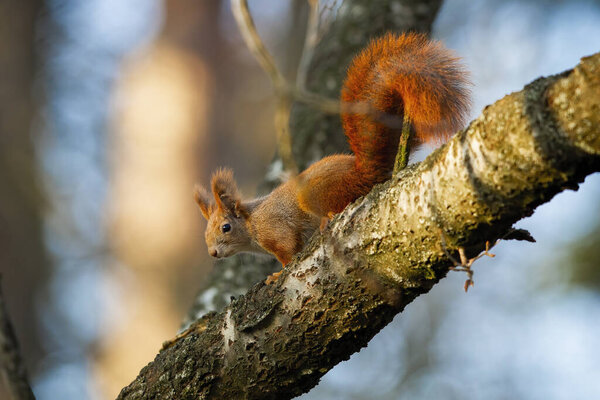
<box><xmin>265</xmin><ymin>270</ymin><xmax>283</xmax><ymax>285</ymax></box>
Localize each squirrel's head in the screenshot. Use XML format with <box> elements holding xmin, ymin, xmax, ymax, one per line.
<box><xmin>194</xmin><ymin>168</ymin><xmax>252</xmax><ymax>259</ymax></box>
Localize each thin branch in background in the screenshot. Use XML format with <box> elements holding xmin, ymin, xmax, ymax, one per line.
<box><xmin>316</xmin><ymin>0</ymin><xmax>340</xmax><ymax>42</ymax></box>
<box><xmin>440</xmin><ymin>232</ymin><xmax>498</xmax><ymax>292</ymax></box>
<box><xmin>230</xmin><ymin>0</ymin><xmax>286</xmax><ymax>89</ymax></box>
<box><xmin>0</xmin><ymin>276</ymin><xmax>35</xmax><ymax>400</ymax></box>
<box><xmin>231</xmin><ymin>0</ymin><xmax>298</xmax><ymax>172</ymax></box>
<box><xmin>274</xmin><ymin>97</ymin><xmax>297</xmax><ymax>173</ymax></box>
<box><xmin>292</xmin><ymin>87</ymin><xmax>341</xmax><ymax>114</ymax></box>
<box><xmin>296</xmin><ymin>0</ymin><xmax>321</xmax><ymax>91</ymax></box>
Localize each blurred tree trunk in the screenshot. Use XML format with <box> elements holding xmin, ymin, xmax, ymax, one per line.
<box><xmin>96</xmin><ymin>1</ymin><xmax>222</xmax><ymax>398</ymax></box>
<box><xmin>0</xmin><ymin>0</ymin><xmax>48</xmax><ymax>397</ymax></box>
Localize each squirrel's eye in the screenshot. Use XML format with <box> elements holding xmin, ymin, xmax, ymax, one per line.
<box><xmin>221</xmin><ymin>223</ymin><xmax>231</xmax><ymax>233</ymax></box>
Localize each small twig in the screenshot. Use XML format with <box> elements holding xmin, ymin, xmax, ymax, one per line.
<box><xmin>393</xmin><ymin>113</ymin><xmax>413</xmax><ymax>174</ymax></box>
<box><xmin>296</xmin><ymin>0</ymin><xmax>321</xmax><ymax>92</ymax></box>
<box><xmin>440</xmin><ymin>233</ymin><xmax>498</xmax><ymax>292</ymax></box>
<box><xmin>294</xmin><ymin>88</ymin><xmax>341</xmax><ymax>114</ymax></box>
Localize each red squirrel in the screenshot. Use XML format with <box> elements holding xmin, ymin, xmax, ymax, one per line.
<box><xmin>194</xmin><ymin>33</ymin><xmax>471</xmax><ymax>283</ymax></box>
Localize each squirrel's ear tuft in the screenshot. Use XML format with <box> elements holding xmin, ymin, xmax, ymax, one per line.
<box><xmin>194</xmin><ymin>184</ymin><xmax>213</xmax><ymax>220</ymax></box>
<box><xmin>234</xmin><ymin>200</ymin><xmax>250</xmax><ymax>219</ymax></box>
<box><xmin>211</xmin><ymin>168</ymin><xmax>241</xmax><ymax>214</ymax></box>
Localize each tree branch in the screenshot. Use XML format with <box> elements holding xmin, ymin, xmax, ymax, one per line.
<box><xmin>118</xmin><ymin>53</ymin><xmax>600</xmax><ymax>400</ymax></box>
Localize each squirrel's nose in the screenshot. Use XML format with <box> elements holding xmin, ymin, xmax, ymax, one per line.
<box><xmin>209</xmin><ymin>248</ymin><xmax>218</xmax><ymax>258</ymax></box>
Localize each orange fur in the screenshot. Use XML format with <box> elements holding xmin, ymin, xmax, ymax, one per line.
<box><xmin>194</xmin><ymin>33</ymin><xmax>471</xmax><ymax>283</ymax></box>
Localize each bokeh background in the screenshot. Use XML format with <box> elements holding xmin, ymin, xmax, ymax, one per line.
<box><xmin>1</xmin><ymin>0</ymin><xmax>599</xmax><ymax>399</ymax></box>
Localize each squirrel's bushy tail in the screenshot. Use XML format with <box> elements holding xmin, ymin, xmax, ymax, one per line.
<box><xmin>341</xmin><ymin>32</ymin><xmax>471</xmax><ymax>178</ymax></box>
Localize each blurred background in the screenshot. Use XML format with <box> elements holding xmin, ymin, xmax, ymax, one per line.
<box><xmin>0</xmin><ymin>0</ymin><xmax>599</xmax><ymax>399</ymax></box>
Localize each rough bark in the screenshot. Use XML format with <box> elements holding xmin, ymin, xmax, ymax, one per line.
<box><xmin>185</xmin><ymin>0</ymin><xmax>444</xmax><ymax>326</ymax></box>
<box><xmin>118</xmin><ymin>51</ymin><xmax>600</xmax><ymax>400</ymax></box>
